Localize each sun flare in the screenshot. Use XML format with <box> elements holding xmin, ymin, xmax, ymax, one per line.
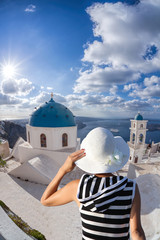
<box><xmin>1</xmin><ymin>64</ymin><xmax>17</xmax><ymax>79</ymax></box>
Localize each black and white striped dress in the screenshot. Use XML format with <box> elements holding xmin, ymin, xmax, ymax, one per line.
<box><xmin>77</xmin><ymin>174</ymin><xmax>136</xmax><ymax>240</ymax></box>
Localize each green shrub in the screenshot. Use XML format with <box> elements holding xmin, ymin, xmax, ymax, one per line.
<box><xmin>0</xmin><ymin>156</ymin><xmax>7</xmax><ymax>168</ymax></box>
<box><xmin>29</xmin><ymin>229</ymin><xmax>46</xmax><ymax>240</ymax></box>
<box><xmin>9</xmin><ymin>215</ymin><xmax>28</xmax><ymax>230</ymax></box>
<box><xmin>0</xmin><ymin>200</ymin><xmax>9</xmax><ymax>210</ymax></box>
<box><xmin>0</xmin><ymin>200</ymin><xmax>46</xmax><ymax>240</ymax></box>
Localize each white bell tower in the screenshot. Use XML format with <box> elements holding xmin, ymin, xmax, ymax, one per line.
<box><xmin>127</xmin><ymin>112</ymin><xmax>148</xmax><ymax>163</ymax></box>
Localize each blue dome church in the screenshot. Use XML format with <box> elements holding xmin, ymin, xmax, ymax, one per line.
<box><xmin>9</xmin><ymin>93</ymin><xmax>81</xmax><ymax>185</ymax></box>
<box><xmin>26</xmin><ymin>93</ymin><xmax>79</xmax><ymax>151</ymax></box>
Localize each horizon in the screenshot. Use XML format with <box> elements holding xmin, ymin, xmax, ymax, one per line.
<box><xmin>0</xmin><ymin>0</ymin><xmax>160</xmax><ymax>119</ymax></box>
<box><xmin>0</xmin><ymin>115</ymin><xmax>160</xmax><ymax>121</ymax></box>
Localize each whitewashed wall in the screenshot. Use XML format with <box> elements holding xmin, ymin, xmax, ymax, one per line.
<box><xmin>26</xmin><ymin>124</ymin><xmax>77</xmax><ymax>150</ymax></box>
<box><xmin>0</xmin><ymin>140</ymin><xmax>10</xmax><ymax>159</ymax></box>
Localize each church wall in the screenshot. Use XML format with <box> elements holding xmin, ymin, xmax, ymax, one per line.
<box><xmin>50</xmin><ymin>126</ymin><xmax>77</xmax><ymax>150</ymax></box>
<box><xmin>26</xmin><ymin>125</ymin><xmax>77</xmax><ymax>150</ymax></box>
<box><xmin>129</xmin><ymin>147</ymin><xmax>145</xmax><ymax>163</ymax></box>
<box><xmin>128</xmin><ymin>147</ymin><xmax>134</xmax><ymax>162</ymax></box>
<box><xmin>134</xmin><ymin>149</ymin><xmax>144</xmax><ymax>162</ymax></box>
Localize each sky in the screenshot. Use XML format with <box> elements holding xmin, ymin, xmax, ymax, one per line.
<box><xmin>0</xmin><ymin>0</ymin><xmax>160</xmax><ymax>120</ymax></box>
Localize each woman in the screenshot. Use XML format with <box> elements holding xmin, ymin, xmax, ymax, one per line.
<box><xmin>41</xmin><ymin>127</ymin><xmax>146</xmax><ymax>240</ymax></box>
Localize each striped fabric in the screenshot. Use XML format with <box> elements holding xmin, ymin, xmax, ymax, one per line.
<box><xmin>77</xmin><ymin>174</ymin><xmax>136</xmax><ymax>240</ymax></box>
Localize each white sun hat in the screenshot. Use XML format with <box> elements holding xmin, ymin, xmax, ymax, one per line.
<box><xmin>76</xmin><ymin>127</ymin><xmax>129</xmax><ymax>174</ymax></box>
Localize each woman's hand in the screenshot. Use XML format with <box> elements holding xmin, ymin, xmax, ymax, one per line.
<box><xmin>41</xmin><ymin>149</ymin><xmax>86</xmax><ymax>207</ymax></box>
<box><xmin>61</xmin><ymin>149</ymin><xmax>86</xmax><ymax>174</ymax></box>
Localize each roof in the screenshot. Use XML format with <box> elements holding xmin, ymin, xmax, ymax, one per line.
<box><xmin>29</xmin><ymin>96</ymin><xmax>76</xmax><ymax>128</ymax></box>
<box><xmin>134</xmin><ymin>112</ymin><xmax>143</xmax><ymax>120</ymax></box>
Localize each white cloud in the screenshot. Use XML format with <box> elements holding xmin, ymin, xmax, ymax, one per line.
<box><xmin>123</xmin><ymin>83</ymin><xmax>139</xmax><ymax>92</ymax></box>
<box><xmin>80</xmin><ymin>94</ymin><xmax>104</xmax><ymax>106</ymax></box>
<box><xmin>25</xmin><ymin>4</ymin><xmax>36</xmax><ymax>13</ymax></box>
<box><xmin>47</xmin><ymin>87</ymin><xmax>53</xmax><ymax>90</ymax></box>
<box><xmin>74</xmin><ymin>0</ymin><xmax>160</xmax><ymax>94</ymax></box>
<box><xmin>74</xmin><ymin>67</ymin><xmax>140</xmax><ymax>93</ymax></box>
<box><xmin>153</xmin><ymin>104</ymin><xmax>160</xmax><ymax>109</ymax></box>
<box><xmin>84</xmin><ymin>1</ymin><xmax>160</xmax><ymax>72</ymax></box>
<box><xmin>0</xmin><ymin>93</ymin><xmax>21</xmax><ymax>105</ymax></box>
<box><xmin>29</xmin><ymin>91</ymin><xmax>66</xmax><ymax>107</ymax></box>
<box><xmin>129</xmin><ymin>75</ymin><xmax>160</xmax><ymax>99</ymax></box>
<box><xmin>144</xmin><ymin>75</ymin><xmax>159</xmax><ymax>86</ymax></box>
<box><xmin>103</xmin><ymin>96</ymin><xmax>124</xmax><ymax>106</ymax></box>
<box><xmin>65</xmin><ymin>93</ymin><xmax>156</xmax><ymax>118</ymax></box>
<box><xmin>124</xmin><ymin>99</ymin><xmax>151</xmax><ymax>111</ymax></box>
<box><xmin>65</xmin><ymin>94</ymin><xmax>125</xmax><ymax>118</ymax></box>
<box><xmin>0</xmin><ymin>88</ymin><xmax>157</xmax><ymax>119</ymax></box>
<box><xmin>1</xmin><ymin>78</ymin><xmax>34</xmax><ymax>96</ymax></box>
<box><xmin>110</xmin><ymin>85</ymin><xmax>118</xmax><ymax>95</ymax></box>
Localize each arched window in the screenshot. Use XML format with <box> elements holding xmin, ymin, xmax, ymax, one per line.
<box><xmin>40</xmin><ymin>134</ymin><xmax>47</xmax><ymax>147</ymax></box>
<box><xmin>140</xmin><ymin>124</ymin><xmax>143</xmax><ymax>128</ymax></box>
<box><xmin>132</xmin><ymin>133</ymin><xmax>135</xmax><ymax>143</ymax></box>
<box><xmin>28</xmin><ymin>131</ymin><xmax>30</xmax><ymax>143</ymax></box>
<box><xmin>62</xmin><ymin>133</ymin><xmax>68</xmax><ymax>147</ymax></box>
<box><xmin>139</xmin><ymin>134</ymin><xmax>143</xmax><ymax>143</ymax></box>
<box><xmin>134</xmin><ymin>156</ymin><xmax>138</xmax><ymax>163</ymax></box>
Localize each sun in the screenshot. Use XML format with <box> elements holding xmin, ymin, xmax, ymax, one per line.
<box><xmin>1</xmin><ymin>64</ymin><xmax>17</xmax><ymax>79</ymax></box>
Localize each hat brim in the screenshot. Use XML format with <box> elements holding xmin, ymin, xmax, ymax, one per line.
<box><xmin>75</xmin><ymin>136</ymin><xmax>129</xmax><ymax>174</ymax></box>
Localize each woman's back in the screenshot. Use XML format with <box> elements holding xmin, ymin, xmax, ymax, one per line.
<box><xmin>77</xmin><ymin>174</ymin><xmax>136</xmax><ymax>240</ymax></box>
<box><xmin>41</xmin><ymin>128</ymin><xmax>145</xmax><ymax>240</ymax></box>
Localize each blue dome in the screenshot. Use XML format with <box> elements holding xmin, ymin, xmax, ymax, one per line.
<box><xmin>29</xmin><ymin>97</ymin><xmax>76</xmax><ymax>128</ymax></box>
<box><xmin>134</xmin><ymin>113</ymin><xmax>143</xmax><ymax>120</ymax></box>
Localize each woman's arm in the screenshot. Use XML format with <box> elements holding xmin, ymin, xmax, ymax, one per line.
<box><xmin>40</xmin><ymin>149</ymin><xmax>85</xmax><ymax>207</ymax></box>
<box><xmin>130</xmin><ymin>184</ymin><xmax>146</xmax><ymax>240</ymax></box>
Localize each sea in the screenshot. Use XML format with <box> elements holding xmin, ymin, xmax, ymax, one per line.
<box><xmin>77</xmin><ymin>117</ymin><xmax>160</xmax><ymax>144</ymax></box>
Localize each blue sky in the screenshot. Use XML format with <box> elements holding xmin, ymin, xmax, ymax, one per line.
<box><xmin>0</xmin><ymin>0</ymin><xmax>160</xmax><ymax>119</ymax></box>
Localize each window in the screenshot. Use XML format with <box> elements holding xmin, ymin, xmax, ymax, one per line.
<box><xmin>140</xmin><ymin>124</ymin><xmax>143</xmax><ymax>128</ymax></box>
<box><xmin>134</xmin><ymin>156</ymin><xmax>138</xmax><ymax>163</ymax></box>
<box><xmin>62</xmin><ymin>133</ymin><xmax>68</xmax><ymax>147</ymax></box>
<box><xmin>28</xmin><ymin>131</ymin><xmax>30</xmax><ymax>143</ymax></box>
<box><xmin>132</xmin><ymin>133</ymin><xmax>135</xmax><ymax>143</ymax></box>
<box><xmin>134</xmin><ymin>123</ymin><xmax>135</xmax><ymax>128</ymax></box>
<box><xmin>139</xmin><ymin>134</ymin><xmax>143</xmax><ymax>143</ymax></box>
<box><xmin>40</xmin><ymin>134</ymin><xmax>47</xmax><ymax>147</ymax></box>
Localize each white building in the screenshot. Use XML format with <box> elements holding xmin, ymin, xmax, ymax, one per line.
<box><xmin>9</xmin><ymin>94</ymin><xmax>81</xmax><ymax>184</ymax></box>
<box><xmin>0</xmin><ymin>138</ymin><xmax>10</xmax><ymax>159</ymax></box>
<box><xmin>128</xmin><ymin>112</ymin><xmax>148</xmax><ymax>163</ymax></box>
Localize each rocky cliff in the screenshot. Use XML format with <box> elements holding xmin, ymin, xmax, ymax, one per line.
<box><xmin>0</xmin><ymin>121</ymin><xmax>26</xmax><ymax>148</ymax></box>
